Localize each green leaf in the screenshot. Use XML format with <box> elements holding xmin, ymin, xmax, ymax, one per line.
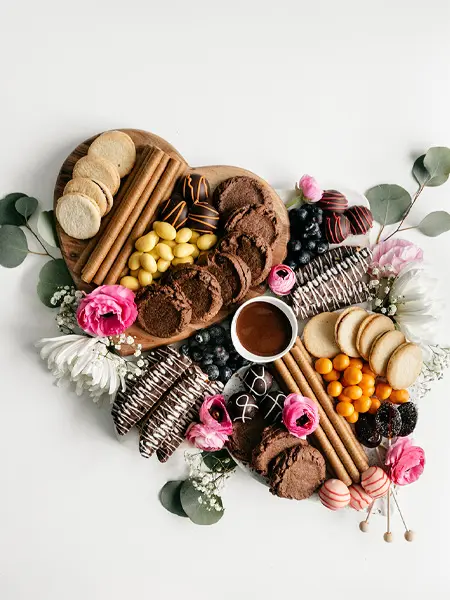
<box><xmin>366</xmin><ymin>184</ymin><xmax>411</xmax><ymax>226</ymax></box>
<box><xmin>0</xmin><ymin>192</ymin><xmax>28</xmax><ymax>226</ymax></box>
<box><xmin>15</xmin><ymin>196</ymin><xmax>38</xmax><ymax>221</ymax></box>
<box><xmin>37</xmin><ymin>210</ymin><xmax>59</xmax><ymax>247</ymax></box>
<box><xmin>180</xmin><ymin>479</ymin><xmax>224</xmax><ymax>525</ymax></box>
<box><xmin>37</xmin><ymin>258</ymin><xmax>73</xmax><ymax>307</ymax></box>
<box><xmin>423</xmin><ymin>147</ymin><xmax>450</xmax><ymax>187</ymax></box>
<box><xmin>202</xmin><ymin>449</ymin><xmax>236</xmax><ymax>473</ymax></box>
<box><xmin>159</xmin><ymin>481</ymin><xmax>188</xmax><ymax>517</ymax></box>
<box><xmin>412</xmin><ymin>155</ymin><xmax>430</xmax><ymax>186</ymax></box>
<box><xmin>418</xmin><ymin>211</ymin><xmax>450</xmax><ymax>237</ymax></box>
<box><xmin>0</xmin><ymin>225</ymin><xmax>28</xmax><ymax>268</ymax></box>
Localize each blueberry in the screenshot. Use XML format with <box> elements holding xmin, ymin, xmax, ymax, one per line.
<box><xmin>201</xmin><ymin>357</ymin><xmax>214</xmax><ymax>370</ymax></box>
<box><xmin>219</xmin><ymin>366</ymin><xmax>233</xmax><ymax>384</ymax></box>
<box><xmin>179</xmin><ymin>344</ymin><xmax>190</xmax><ymax>357</ymax></box>
<box><xmin>285</xmin><ymin>258</ymin><xmax>298</xmax><ymax>271</ymax></box>
<box><xmin>296</xmin><ymin>250</ymin><xmax>312</xmax><ymax>265</ymax></box>
<box><xmin>206</xmin><ymin>364</ymin><xmax>220</xmax><ymax>381</ymax></box>
<box><xmin>303</xmin><ymin>223</ymin><xmax>321</xmax><ymax>239</ymax></box>
<box><xmin>316</xmin><ymin>241</ymin><xmax>329</xmax><ymax>254</ymax></box>
<box><xmin>305</xmin><ymin>240</ymin><xmax>317</xmax><ymax>252</ymax></box>
<box><xmin>288</xmin><ymin>239</ymin><xmax>302</xmax><ymax>254</ymax></box>
<box><xmin>213</xmin><ymin>346</ymin><xmax>227</xmax><ymax>359</ymax></box>
<box><xmin>310</xmin><ymin>206</ymin><xmax>323</xmax><ymax>216</ymax></box>
<box><xmin>296</xmin><ymin>207</ymin><xmax>309</xmax><ymax>221</ymax></box>
<box><xmin>208</xmin><ymin>325</ymin><xmax>225</xmax><ymax>343</ymax></box>
<box><xmin>194</xmin><ymin>330</ymin><xmax>210</xmax><ymax>346</ymax></box>
<box><xmin>227</xmin><ymin>359</ymin><xmax>239</xmax><ymax>371</ymax></box>
<box><xmin>215</xmin><ymin>351</ymin><xmax>230</xmax><ymax>367</ymax></box>
<box><xmin>191</xmin><ymin>349</ymin><xmax>203</xmax><ymax>362</ymax></box>
<box><xmin>202</xmin><ymin>352</ymin><xmax>214</xmax><ymax>364</ymax></box>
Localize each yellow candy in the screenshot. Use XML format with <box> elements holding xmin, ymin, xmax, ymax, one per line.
<box><xmin>172</xmin><ymin>256</ymin><xmax>194</xmax><ymax>266</ymax></box>
<box><xmin>140</xmin><ymin>253</ymin><xmax>158</xmax><ymax>274</ymax></box>
<box><xmin>164</xmin><ymin>239</ymin><xmax>177</xmax><ymax>248</ymax></box>
<box><xmin>156</xmin><ymin>242</ymin><xmax>174</xmax><ymax>261</ymax></box>
<box><xmin>130</xmin><ymin>268</ymin><xmax>140</xmax><ymax>278</ymax></box>
<box><xmin>135</xmin><ymin>231</ymin><xmax>159</xmax><ymax>252</ymax></box>
<box><xmin>197</xmin><ymin>233</ymin><xmax>218</xmax><ymax>251</ymax></box>
<box><xmin>138</xmin><ymin>269</ymin><xmax>153</xmax><ymax>286</ymax></box>
<box><xmin>128</xmin><ymin>251</ymin><xmax>143</xmax><ymax>271</ymax></box>
<box><xmin>191</xmin><ymin>246</ymin><xmax>200</xmax><ymax>259</ymax></box>
<box><xmin>149</xmin><ymin>248</ymin><xmax>160</xmax><ymax>260</ymax></box>
<box><xmin>157</xmin><ymin>258</ymin><xmax>171</xmax><ymax>273</ymax></box>
<box><xmin>190</xmin><ymin>230</ymin><xmax>200</xmax><ymax>243</ymax></box>
<box><xmin>175</xmin><ymin>227</ymin><xmax>193</xmax><ymax>243</ymax></box>
<box><xmin>173</xmin><ymin>243</ymin><xmax>196</xmax><ymax>258</ymax></box>
<box><xmin>120</xmin><ymin>276</ymin><xmax>140</xmax><ymax>291</ymax></box>
<box><xmin>153</xmin><ymin>221</ymin><xmax>176</xmax><ymax>241</ymax></box>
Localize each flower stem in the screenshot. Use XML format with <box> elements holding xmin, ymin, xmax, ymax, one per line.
<box><xmin>397</xmin><ymin>226</ymin><xmax>418</xmax><ymax>232</ymax></box>
<box><xmin>383</xmin><ymin>183</ymin><xmax>425</xmax><ymax>242</ymax></box>
<box><xmin>25</xmin><ymin>224</ymin><xmax>56</xmax><ymax>260</ymax></box>
<box><xmin>375</xmin><ymin>224</ymin><xmax>385</xmax><ymax>244</ymax></box>
<box><xmin>28</xmin><ymin>250</ymin><xmax>48</xmax><ymax>256</ymax></box>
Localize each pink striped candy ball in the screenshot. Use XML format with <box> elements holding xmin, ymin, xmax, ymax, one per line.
<box><xmin>361</xmin><ymin>466</ymin><xmax>390</xmax><ymax>499</ymax></box>
<box><xmin>319</xmin><ymin>479</ymin><xmax>350</xmax><ymax>511</ymax></box>
<box><xmin>348</xmin><ymin>484</ymin><xmax>373</xmax><ymax>511</ymax></box>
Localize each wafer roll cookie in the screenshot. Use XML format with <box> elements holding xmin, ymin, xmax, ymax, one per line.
<box><xmin>273</xmin><ymin>359</ymin><xmax>352</xmax><ymax>486</ymax></box>
<box><xmin>292</xmin><ymin>343</ymin><xmax>369</xmax><ymax>473</ymax></box>
<box><xmin>73</xmin><ymin>145</ymin><xmax>152</xmax><ymax>275</ymax></box>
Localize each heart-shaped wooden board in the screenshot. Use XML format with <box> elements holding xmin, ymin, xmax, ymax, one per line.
<box><xmin>54</xmin><ymin>129</ymin><xmax>289</xmax><ymax>355</ymax></box>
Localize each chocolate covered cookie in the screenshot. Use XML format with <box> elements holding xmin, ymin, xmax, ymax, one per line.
<box><xmin>206</xmin><ymin>251</ymin><xmax>251</xmax><ymax>307</ymax></box>
<box><xmin>214</xmin><ymin>175</ymin><xmax>273</xmax><ymax>218</ymax></box>
<box><xmin>252</xmin><ymin>426</ymin><xmax>306</xmax><ymax>476</ymax></box>
<box><xmin>137</xmin><ymin>285</ymin><xmax>192</xmax><ymax>338</ymax></box>
<box><xmin>218</xmin><ymin>232</ymin><xmax>273</xmax><ymax>287</ymax></box>
<box><xmin>269</xmin><ymin>444</ymin><xmax>326</xmax><ymax>500</ymax></box>
<box><xmin>225</xmin><ymin>204</ymin><xmax>281</xmax><ymax>248</ymax></box>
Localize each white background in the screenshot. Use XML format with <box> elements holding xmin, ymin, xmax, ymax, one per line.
<box><xmin>1</xmin><ymin>1</ymin><xmax>450</xmax><ymax>598</ymax></box>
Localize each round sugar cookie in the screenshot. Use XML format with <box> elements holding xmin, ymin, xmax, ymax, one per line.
<box><xmin>73</xmin><ymin>155</ymin><xmax>120</xmax><ymax>195</ymax></box>
<box><xmin>386</xmin><ymin>342</ymin><xmax>423</xmax><ymax>390</ymax></box>
<box><xmin>64</xmin><ymin>177</ymin><xmax>108</xmax><ymax>216</ymax></box>
<box><xmin>357</xmin><ymin>314</ymin><xmax>395</xmax><ymax>360</ymax></box>
<box><xmin>92</xmin><ymin>178</ymin><xmax>113</xmax><ymax>214</ymax></box>
<box><xmin>303</xmin><ymin>312</ymin><xmax>341</xmax><ymax>358</ymax></box>
<box><xmin>369</xmin><ymin>330</ymin><xmax>406</xmax><ymax>377</ymax></box>
<box><xmin>88</xmin><ymin>130</ymin><xmax>136</xmax><ymax>177</ymax></box>
<box><xmin>56</xmin><ymin>193</ymin><xmax>101</xmax><ymax>240</ymax></box>
<box><xmin>335</xmin><ymin>307</ymin><xmax>368</xmax><ymax>357</ymax></box>
<box><xmin>356</xmin><ymin>314</ymin><xmax>378</xmax><ymax>355</ymax></box>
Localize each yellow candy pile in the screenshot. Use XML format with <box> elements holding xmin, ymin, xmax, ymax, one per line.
<box><xmin>120</xmin><ymin>221</ymin><xmax>218</xmax><ymax>291</ymax></box>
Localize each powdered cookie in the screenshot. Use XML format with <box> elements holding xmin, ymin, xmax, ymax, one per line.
<box><xmin>252</xmin><ymin>426</ymin><xmax>307</xmax><ymax>476</ymax></box>
<box><xmin>92</xmin><ymin>178</ymin><xmax>113</xmax><ymax>214</ymax></box>
<box><xmin>303</xmin><ymin>312</ymin><xmax>341</xmax><ymax>358</ymax></box>
<box><xmin>214</xmin><ymin>175</ymin><xmax>273</xmax><ymax>218</ymax></box>
<box><xmin>218</xmin><ymin>232</ymin><xmax>272</xmax><ymax>287</ymax></box>
<box><xmin>356</xmin><ymin>314</ymin><xmax>378</xmax><ymax>356</ymax></box>
<box><xmin>357</xmin><ymin>314</ymin><xmax>395</xmax><ymax>360</ymax></box>
<box><xmin>206</xmin><ymin>251</ymin><xmax>251</xmax><ymax>306</ymax></box>
<box><xmin>225</xmin><ymin>204</ymin><xmax>280</xmax><ymax>248</ymax></box>
<box><xmin>88</xmin><ymin>130</ymin><xmax>136</xmax><ymax>177</ymax></box>
<box><xmin>56</xmin><ymin>193</ymin><xmax>101</xmax><ymax>239</ymax></box>
<box><xmin>137</xmin><ymin>284</ymin><xmax>192</xmax><ymax>337</ymax></box>
<box><xmin>369</xmin><ymin>330</ymin><xmax>406</xmax><ymax>376</ymax></box>
<box><xmin>73</xmin><ymin>155</ymin><xmax>120</xmax><ymax>195</ymax></box>
<box><xmin>269</xmin><ymin>443</ymin><xmax>326</xmax><ymax>500</ymax></box>
<box><xmin>335</xmin><ymin>307</ymin><xmax>368</xmax><ymax>357</ymax></box>
<box><xmin>64</xmin><ymin>177</ymin><xmax>108</xmax><ymax>216</ymax></box>
<box><xmin>386</xmin><ymin>342</ymin><xmax>423</xmax><ymax>390</ymax></box>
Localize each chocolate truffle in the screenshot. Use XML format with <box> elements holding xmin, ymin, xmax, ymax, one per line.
<box><xmin>318</xmin><ymin>190</ymin><xmax>349</xmax><ymax>213</ymax></box>
<box><xmin>159</xmin><ymin>195</ymin><xmax>189</xmax><ymax>230</ymax></box>
<box><xmin>345</xmin><ymin>205</ymin><xmax>374</xmax><ymax>235</ymax></box>
<box><xmin>187</xmin><ymin>201</ymin><xmax>220</xmax><ymax>234</ymax></box>
<box><xmin>243</xmin><ymin>365</ymin><xmax>273</xmax><ymax>397</ymax></box>
<box><xmin>182</xmin><ymin>173</ymin><xmax>211</xmax><ymax>205</ymax></box>
<box><xmin>259</xmin><ymin>390</ymin><xmax>286</xmax><ymax>424</ymax></box>
<box><xmin>227</xmin><ymin>392</ymin><xmax>259</xmax><ymax>423</ymax></box>
<box><xmin>325</xmin><ymin>213</ymin><xmax>351</xmax><ymax>244</ymax></box>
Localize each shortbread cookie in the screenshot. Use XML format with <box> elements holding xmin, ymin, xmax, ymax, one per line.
<box><xmin>335</xmin><ymin>307</ymin><xmax>368</xmax><ymax>357</ymax></box>
<box><xmin>88</xmin><ymin>130</ymin><xmax>136</xmax><ymax>178</ymax></box>
<box><xmin>386</xmin><ymin>342</ymin><xmax>423</xmax><ymax>390</ymax></box>
<box><xmin>369</xmin><ymin>330</ymin><xmax>406</xmax><ymax>377</ymax></box>
<box><xmin>64</xmin><ymin>177</ymin><xmax>108</xmax><ymax>216</ymax></box>
<box><xmin>303</xmin><ymin>312</ymin><xmax>341</xmax><ymax>358</ymax></box>
<box><xmin>73</xmin><ymin>155</ymin><xmax>120</xmax><ymax>195</ymax></box>
<box><xmin>92</xmin><ymin>178</ymin><xmax>113</xmax><ymax>213</ymax></box>
<box><xmin>357</xmin><ymin>314</ymin><xmax>395</xmax><ymax>360</ymax></box>
<box><xmin>56</xmin><ymin>193</ymin><xmax>101</xmax><ymax>239</ymax></box>
<box><xmin>356</xmin><ymin>314</ymin><xmax>377</xmax><ymax>355</ymax></box>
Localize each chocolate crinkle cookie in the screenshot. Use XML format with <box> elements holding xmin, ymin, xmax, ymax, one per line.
<box><xmin>227</xmin><ymin>412</ymin><xmax>266</xmax><ymax>464</ymax></box>
<box><xmin>269</xmin><ymin>443</ymin><xmax>326</xmax><ymax>500</ymax></box>
<box><xmin>213</xmin><ymin>175</ymin><xmax>274</xmax><ymax>218</ymax></box>
<box><xmin>137</xmin><ymin>284</ymin><xmax>192</xmax><ymax>338</ymax></box>
<box><xmin>252</xmin><ymin>426</ymin><xmax>307</xmax><ymax>476</ymax></box>
<box><xmin>205</xmin><ymin>251</ymin><xmax>251</xmax><ymax>307</ymax></box>
<box><xmin>218</xmin><ymin>232</ymin><xmax>273</xmax><ymax>287</ymax></box>
<box><xmin>225</xmin><ymin>204</ymin><xmax>281</xmax><ymax>248</ymax></box>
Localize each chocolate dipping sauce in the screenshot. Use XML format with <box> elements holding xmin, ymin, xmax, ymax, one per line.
<box><xmin>236</xmin><ymin>301</ymin><xmax>292</xmax><ymax>357</ymax></box>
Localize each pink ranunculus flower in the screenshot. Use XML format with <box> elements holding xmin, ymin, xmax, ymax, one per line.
<box><xmin>199</xmin><ymin>395</ymin><xmax>233</xmax><ymax>435</ymax></box>
<box><xmin>282</xmin><ymin>393</ymin><xmax>319</xmax><ymax>438</ymax></box>
<box><xmin>76</xmin><ymin>285</ymin><xmax>138</xmax><ymax>337</ymax></box>
<box><xmin>185</xmin><ymin>422</ymin><xmax>229</xmax><ymax>451</ymax></box>
<box><xmin>296</xmin><ymin>174</ymin><xmax>323</xmax><ymax>202</ymax></box>
<box><xmin>385</xmin><ymin>437</ymin><xmax>425</xmax><ymax>486</ymax></box>
<box><xmin>370</xmin><ymin>239</ymin><xmax>423</xmax><ymax>277</ymax></box>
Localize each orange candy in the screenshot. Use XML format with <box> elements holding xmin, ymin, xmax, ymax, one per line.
<box><xmin>343</xmin><ymin>366</ymin><xmax>363</xmax><ymax>385</ymax></box>
<box><xmin>368</xmin><ymin>397</ymin><xmax>381</xmax><ymax>414</ymax></box>
<box><xmin>323</xmin><ymin>369</ymin><xmax>340</xmax><ymax>382</ymax></box>
<box><xmin>336</xmin><ymin>402</ymin><xmax>355</xmax><ymax>417</ymax></box>
<box><xmin>315</xmin><ymin>357</ymin><xmax>333</xmax><ymax>375</ymax></box>
<box><xmin>338</xmin><ymin>393</ymin><xmax>353</xmax><ymax>403</ymax></box>
<box><xmin>390</xmin><ymin>389</ymin><xmax>410</xmax><ymax>404</ymax></box>
<box><xmin>362</xmin><ymin>364</ymin><xmax>376</xmax><ymax>377</ymax></box>
<box><xmin>344</xmin><ymin>385</ymin><xmax>363</xmax><ymax>400</ymax></box>
<box><xmin>362</xmin><ymin>386</ymin><xmax>375</xmax><ymax>397</ymax></box>
<box><xmin>353</xmin><ymin>395</ymin><xmax>372</xmax><ymax>413</ymax></box>
<box><xmin>346</xmin><ymin>411</ymin><xmax>359</xmax><ymax>423</ymax></box>
<box><xmin>327</xmin><ymin>380</ymin><xmax>343</xmax><ymax>397</ymax></box>
<box><xmin>360</xmin><ymin>374</ymin><xmax>376</xmax><ymax>389</ymax></box>
<box><xmin>375</xmin><ymin>382</ymin><xmax>392</xmax><ymax>400</ymax></box>
<box><xmin>348</xmin><ymin>358</ymin><xmax>363</xmax><ymax>369</ymax></box>
<box><xmin>333</xmin><ymin>354</ymin><xmax>350</xmax><ymax>371</ymax></box>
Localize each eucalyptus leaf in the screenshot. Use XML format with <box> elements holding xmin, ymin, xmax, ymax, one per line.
<box><xmin>37</xmin><ymin>258</ymin><xmax>73</xmax><ymax>307</ymax></box>
<box><xmin>37</xmin><ymin>210</ymin><xmax>59</xmax><ymax>247</ymax></box>
<box><xmin>160</xmin><ymin>481</ymin><xmax>188</xmax><ymax>517</ymax></box>
<box><xmin>418</xmin><ymin>211</ymin><xmax>450</xmax><ymax>237</ymax></box>
<box><xmin>0</xmin><ymin>225</ymin><xmax>28</xmax><ymax>267</ymax></box>
<box><xmin>366</xmin><ymin>184</ymin><xmax>411</xmax><ymax>226</ymax></box>
<box><xmin>202</xmin><ymin>450</ymin><xmax>236</xmax><ymax>473</ymax></box>
<box><xmin>423</xmin><ymin>147</ymin><xmax>450</xmax><ymax>187</ymax></box>
<box><xmin>15</xmin><ymin>196</ymin><xmax>38</xmax><ymax>221</ymax></box>
<box><xmin>180</xmin><ymin>479</ymin><xmax>224</xmax><ymax>525</ymax></box>
<box><xmin>0</xmin><ymin>192</ymin><xmax>28</xmax><ymax>226</ymax></box>
<box><xmin>412</xmin><ymin>155</ymin><xmax>430</xmax><ymax>186</ymax></box>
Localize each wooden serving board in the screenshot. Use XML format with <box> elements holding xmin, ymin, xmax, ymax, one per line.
<box><xmin>54</xmin><ymin>129</ymin><xmax>289</xmax><ymax>355</ymax></box>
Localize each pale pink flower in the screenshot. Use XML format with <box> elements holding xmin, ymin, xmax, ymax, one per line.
<box><xmin>371</xmin><ymin>239</ymin><xmax>423</xmax><ymax>277</ymax></box>
<box><xmin>282</xmin><ymin>394</ymin><xmax>319</xmax><ymax>438</ymax></box>
<box><xmin>297</xmin><ymin>175</ymin><xmax>323</xmax><ymax>202</ymax></box>
<box><xmin>385</xmin><ymin>437</ymin><xmax>425</xmax><ymax>486</ymax></box>
<box><xmin>199</xmin><ymin>395</ymin><xmax>232</xmax><ymax>435</ymax></box>
<box><xmin>186</xmin><ymin>422</ymin><xmax>229</xmax><ymax>451</ymax></box>
<box><xmin>76</xmin><ymin>285</ymin><xmax>138</xmax><ymax>337</ymax></box>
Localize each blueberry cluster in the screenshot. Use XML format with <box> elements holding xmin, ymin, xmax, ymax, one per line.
<box><xmin>286</xmin><ymin>204</ymin><xmax>329</xmax><ymax>269</ymax></box>
<box><xmin>179</xmin><ymin>324</ymin><xmax>248</xmax><ymax>384</ymax></box>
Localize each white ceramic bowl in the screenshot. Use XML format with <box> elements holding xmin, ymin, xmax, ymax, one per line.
<box><xmin>231</xmin><ymin>296</ymin><xmax>298</xmax><ymax>364</ymax></box>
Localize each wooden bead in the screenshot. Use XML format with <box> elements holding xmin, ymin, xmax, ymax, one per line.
<box><xmin>404</xmin><ymin>530</ymin><xmax>415</xmax><ymax>542</ymax></box>
<box><xmin>359</xmin><ymin>521</ymin><xmax>369</xmax><ymax>532</ymax></box>
<box><xmin>383</xmin><ymin>532</ymin><xmax>394</xmax><ymax>543</ymax></box>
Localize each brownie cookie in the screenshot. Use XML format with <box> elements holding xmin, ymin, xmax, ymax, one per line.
<box><xmin>225</xmin><ymin>204</ymin><xmax>281</xmax><ymax>248</ymax></box>
<box><xmin>166</xmin><ymin>265</ymin><xmax>223</xmax><ymax>324</ymax></box>
<box><xmin>218</xmin><ymin>232</ymin><xmax>272</xmax><ymax>287</ymax></box>
<box><xmin>214</xmin><ymin>175</ymin><xmax>273</xmax><ymax>218</ymax></box>
<box><xmin>206</xmin><ymin>251</ymin><xmax>251</xmax><ymax>307</ymax></box>
<box><xmin>252</xmin><ymin>426</ymin><xmax>307</xmax><ymax>476</ymax></box>
<box><xmin>269</xmin><ymin>444</ymin><xmax>326</xmax><ymax>500</ymax></box>
<box><xmin>227</xmin><ymin>411</ymin><xmax>266</xmax><ymax>464</ymax></box>
<box><xmin>137</xmin><ymin>285</ymin><xmax>192</xmax><ymax>338</ymax></box>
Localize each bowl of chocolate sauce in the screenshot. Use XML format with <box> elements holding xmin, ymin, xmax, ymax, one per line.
<box><xmin>231</xmin><ymin>297</ymin><xmax>298</xmax><ymax>363</ymax></box>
